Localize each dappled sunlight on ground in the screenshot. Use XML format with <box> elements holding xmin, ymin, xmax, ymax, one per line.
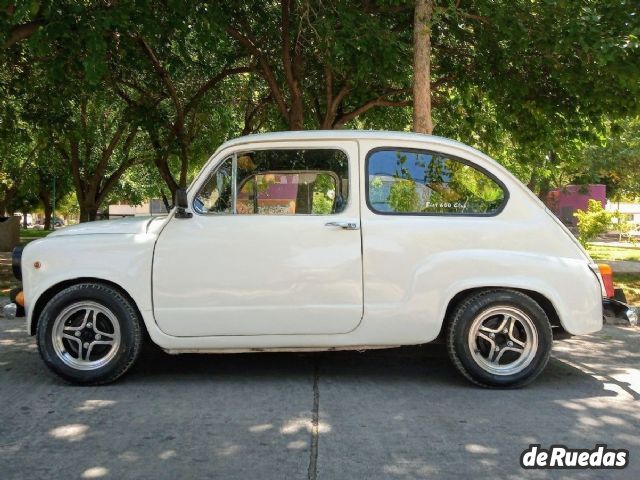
<box><xmin>81</xmin><ymin>466</ymin><xmax>109</xmax><ymax>479</ymax></box>
<box><xmin>49</xmin><ymin>424</ymin><xmax>90</xmax><ymax>442</ymax></box>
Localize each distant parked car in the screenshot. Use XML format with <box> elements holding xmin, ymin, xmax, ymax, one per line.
<box><xmin>7</xmin><ymin>131</ymin><xmax>607</xmax><ymax>387</ymax></box>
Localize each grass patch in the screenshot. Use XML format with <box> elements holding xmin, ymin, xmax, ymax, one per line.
<box><xmin>20</xmin><ymin>229</ymin><xmax>52</xmax><ymax>239</ymax></box>
<box><xmin>586</xmin><ymin>244</ymin><xmax>640</xmax><ymax>262</ymax></box>
<box><xmin>19</xmin><ymin>229</ymin><xmax>51</xmax><ymax>247</ymax></box>
<box><xmin>614</xmin><ymin>273</ymin><xmax>640</xmax><ymax>306</ymax></box>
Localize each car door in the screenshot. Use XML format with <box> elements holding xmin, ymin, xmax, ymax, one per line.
<box><xmin>152</xmin><ymin>141</ymin><xmax>363</xmax><ymax>337</ymax></box>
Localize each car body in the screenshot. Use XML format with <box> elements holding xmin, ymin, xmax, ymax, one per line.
<box><xmin>9</xmin><ymin>131</ymin><xmax>605</xmax><ymax>386</ymax></box>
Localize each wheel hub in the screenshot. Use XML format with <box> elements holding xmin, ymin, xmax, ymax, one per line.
<box><xmin>468</xmin><ymin>306</ymin><xmax>538</xmax><ymax>376</ymax></box>
<box><xmin>51</xmin><ymin>301</ymin><xmax>121</xmax><ymax>371</ymax></box>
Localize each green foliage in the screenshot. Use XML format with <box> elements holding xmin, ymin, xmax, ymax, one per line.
<box><xmin>1</xmin><ymin>0</ymin><xmax>640</xmax><ymax>217</ymax></box>
<box><xmin>574</xmin><ymin>199</ymin><xmax>612</xmax><ymax>246</ymax></box>
<box><xmin>311</xmin><ymin>173</ymin><xmax>338</xmax><ymax>214</ymax></box>
<box><xmin>389</xmin><ymin>179</ymin><xmax>420</xmax><ymax>213</ymax></box>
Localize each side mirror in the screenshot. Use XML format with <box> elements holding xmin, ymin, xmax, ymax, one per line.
<box><xmin>174</xmin><ymin>188</ymin><xmax>192</xmax><ymax>219</ymax></box>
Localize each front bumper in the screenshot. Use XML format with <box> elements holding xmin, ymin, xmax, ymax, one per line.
<box><xmin>2</xmin><ymin>288</ymin><xmax>25</xmax><ymax>320</ymax></box>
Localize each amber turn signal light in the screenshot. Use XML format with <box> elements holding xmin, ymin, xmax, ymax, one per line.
<box><xmin>15</xmin><ymin>291</ymin><xmax>25</xmax><ymax>307</ymax></box>
<box><xmin>597</xmin><ymin>264</ymin><xmax>615</xmax><ymax>298</ymax></box>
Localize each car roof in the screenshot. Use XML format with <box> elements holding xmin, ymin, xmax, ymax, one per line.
<box><xmin>217</xmin><ymin>130</ymin><xmax>478</xmax><ymax>155</ymax></box>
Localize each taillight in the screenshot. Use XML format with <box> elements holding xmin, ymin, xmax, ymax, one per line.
<box><xmin>598</xmin><ymin>264</ymin><xmax>614</xmax><ymax>298</ymax></box>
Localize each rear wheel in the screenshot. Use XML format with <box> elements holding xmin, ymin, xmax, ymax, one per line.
<box><xmin>447</xmin><ymin>289</ymin><xmax>552</xmax><ymax>388</ymax></box>
<box><xmin>37</xmin><ymin>283</ymin><xmax>143</xmax><ymax>385</ymax></box>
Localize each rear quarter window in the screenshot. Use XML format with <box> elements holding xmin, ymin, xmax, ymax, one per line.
<box><xmin>366</xmin><ymin>148</ymin><xmax>507</xmax><ymax>216</ymax></box>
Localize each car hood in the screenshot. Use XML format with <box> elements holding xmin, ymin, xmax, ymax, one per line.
<box><xmin>48</xmin><ymin>216</ymin><xmax>167</xmax><ymax>237</ymax></box>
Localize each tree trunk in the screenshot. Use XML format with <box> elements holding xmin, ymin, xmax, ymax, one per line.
<box><xmin>79</xmin><ymin>204</ymin><xmax>98</xmax><ymax>223</ymax></box>
<box><xmin>0</xmin><ymin>188</ymin><xmax>17</xmax><ymax>217</ymax></box>
<box><xmin>413</xmin><ymin>0</ymin><xmax>434</xmax><ymax>134</ymax></box>
<box><xmin>288</xmin><ymin>96</ymin><xmax>305</xmax><ymax>131</ymax></box>
<box><xmin>22</xmin><ymin>212</ymin><xmax>28</xmax><ymax>228</ymax></box>
<box><xmin>178</xmin><ymin>138</ymin><xmax>189</xmax><ymax>189</ymax></box>
<box><xmin>43</xmin><ymin>203</ymin><xmax>52</xmax><ymax>230</ymax></box>
<box><xmin>39</xmin><ymin>189</ymin><xmax>52</xmax><ymax>230</ymax></box>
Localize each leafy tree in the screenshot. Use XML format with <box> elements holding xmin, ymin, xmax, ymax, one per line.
<box><xmin>581</xmin><ymin>117</ymin><xmax>640</xmax><ymax>201</ymax></box>
<box><xmin>2</xmin><ymin>0</ymin><xmax>640</xmax><ymax>222</ymax></box>
<box><xmin>0</xmin><ymin>137</ymin><xmax>39</xmax><ymax>215</ymax></box>
<box><xmin>107</xmin><ymin>2</ymin><xmax>252</xmax><ymax>197</ymax></box>
<box><xmin>225</xmin><ymin>0</ymin><xmax>414</xmax><ymax>130</ymax></box>
<box><xmin>46</xmin><ymin>93</ymin><xmax>145</xmax><ymax>222</ymax></box>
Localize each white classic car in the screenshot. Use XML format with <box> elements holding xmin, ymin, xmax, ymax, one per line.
<box><xmin>7</xmin><ymin>131</ymin><xmax>609</xmax><ymax>387</ymax></box>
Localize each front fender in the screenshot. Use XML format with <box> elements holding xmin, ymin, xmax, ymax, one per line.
<box><xmin>22</xmin><ymin>234</ymin><xmax>156</xmax><ymax>333</ymax></box>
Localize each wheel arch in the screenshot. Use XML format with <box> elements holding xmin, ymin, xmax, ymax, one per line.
<box><xmin>29</xmin><ymin>277</ymin><xmax>146</xmax><ymax>336</ymax></box>
<box><xmin>439</xmin><ymin>286</ymin><xmax>562</xmax><ymax>339</ymax></box>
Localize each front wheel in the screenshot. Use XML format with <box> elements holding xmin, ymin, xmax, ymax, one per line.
<box><xmin>37</xmin><ymin>283</ymin><xmax>143</xmax><ymax>385</ymax></box>
<box><xmin>446</xmin><ymin>289</ymin><xmax>552</xmax><ymax>388</ymax></box>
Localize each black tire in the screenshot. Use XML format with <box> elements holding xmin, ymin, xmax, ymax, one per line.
<box><xmin>36</xmin><ymin>282</ymin><xmax>143</xmax><ymax>385</ymax></box>
<box><xmin>446</xmin><ymin>289</ymin><xmax>552</xmax><ymax>388</ymax></box>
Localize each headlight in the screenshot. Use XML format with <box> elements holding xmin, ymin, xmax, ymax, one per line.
<box><xmin>12</xmin><ymin>246</ymin><xmax>23</xmax><ymax>281</ymax></box>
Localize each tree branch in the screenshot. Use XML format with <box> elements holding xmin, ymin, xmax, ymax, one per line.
<box><xmin>281</xmin><ymin>0</ymin><xmax>297</xmax><ymax>95</ymax></box>
<box><xmin>65</xmin><ymin>140</ymin><xmax>85</xmax><ymax>201</ymax></box>
<box><xmin>99</xmin><ymin>122</ymin><xmax>127</xmax><ymax>171</ymax></box>
<box><xmin>226</xmin><ymin>25</ymin><xmax>289</xmax><ymax>120</ymax></box>
<box><xmin>136</xmin><ymin>35</ymin><xmax>183</xmax><ymax>121</ymax></box>
<box><xmin>3</xmin><ymin>19</ymin><xmax>46</xmax><ymax>49</ymax></box>
<box><xmin>185</xmin><ymin>66</ymin><xmax>253</xmax><ymax>114</ymax></box>
<box><xmin>97</xmin><ymin>131</ymin><xmax>139</xmax><ymax>206</ymax></box>
<box><xmin>334</xmin><ymin>90</ymin><xmax>411</xmax><ymax>128</ymax></box>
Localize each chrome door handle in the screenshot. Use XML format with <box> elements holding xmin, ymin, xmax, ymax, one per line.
<box><xmin>325</xmin><ymin>221</ymin><xmax>359</xmax><ymax>230</ymax></box>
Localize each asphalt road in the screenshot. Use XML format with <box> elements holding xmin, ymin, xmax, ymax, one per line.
<box><xmin>1</xmin><ymin>318</ymin><xmax>638</xmax><ymax>480</ymax></box>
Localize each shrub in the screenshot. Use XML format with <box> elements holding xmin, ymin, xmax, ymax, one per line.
<box><xmin>574</xmin><ymin>199</ymin><xmax>612</xmax><ymax>246</ymax></box>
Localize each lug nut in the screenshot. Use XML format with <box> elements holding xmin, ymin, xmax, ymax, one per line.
<box><xmin>502</xmin><ymin>329</ymin><xmax>508</xmax><ymax>334</ymax></box>
<box><xmin>507</xmin><ymin>341</ymin><xmax>513</xmax><ymax>347</ymax></box>
<box><xmin>83</xmin><ymin>342</ymin><xmax>89</xmax><ymax>349</ymax></box>
<box><xmin>87</xmin><ymin>322</ymin><xmax>92</xmax><ymax>328</ymax></box>
<box><xmin>95</xmin><ymin>334</ymin><xmax>101</xmax><ymax>340</ymax></box>
<box><xmin>489</xmin><ymin>333</ymin><xmax>495</xmax><ymax>339</ymax></box>
<box><xmin>74</xmin><ymin>331</ymin><xmax>81</xmax><ymax>337</ymax></box>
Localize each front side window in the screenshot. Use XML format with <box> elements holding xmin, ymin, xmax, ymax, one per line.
<box><xmin>367</xmin><ymin>149</ymin><xmax>506</xmax><ymax>215</ymax></box>
<box><xmin>195</xmin><ymin>149</ymin><xmax>349</xmax><ymax>215</ymax></box>
<box><xmin>193</xmin><ymin>157</ymin><xmax>233</xmax><ymax>214</ymax></box>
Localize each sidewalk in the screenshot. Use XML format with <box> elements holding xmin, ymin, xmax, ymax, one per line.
<box><xmin>600</xmin><ymin>259</ymin><xmax>640</xmax><ymax>274</ymax></box>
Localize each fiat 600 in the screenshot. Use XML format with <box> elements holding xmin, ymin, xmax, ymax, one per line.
<box><xmin>7</xmin><ymin>131</ymin><xmax>607</xmax><ymax>387</ymax></box>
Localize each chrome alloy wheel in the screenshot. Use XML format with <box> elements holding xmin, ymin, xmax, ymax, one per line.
<box><xmin>467</xmin><ymin>306</ymin><xmax>538</xmax><ymax>376</ymax></box>
<box><xmin>51</xmin><ymin>301</ymin><xmax>121</xmax><ymax>371</ymax></box>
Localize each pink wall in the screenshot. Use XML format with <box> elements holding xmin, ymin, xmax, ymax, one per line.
<box><xmin>546</xmin><ymin>184</ymin><xmax>606</xmax><ymax>226</ymax></box>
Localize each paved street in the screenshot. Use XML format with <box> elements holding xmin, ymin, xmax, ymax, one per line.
<box><xmin>0</xmin><ymin>318</ymin><xmax>638</xmax><ymax>479</ymax></box>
